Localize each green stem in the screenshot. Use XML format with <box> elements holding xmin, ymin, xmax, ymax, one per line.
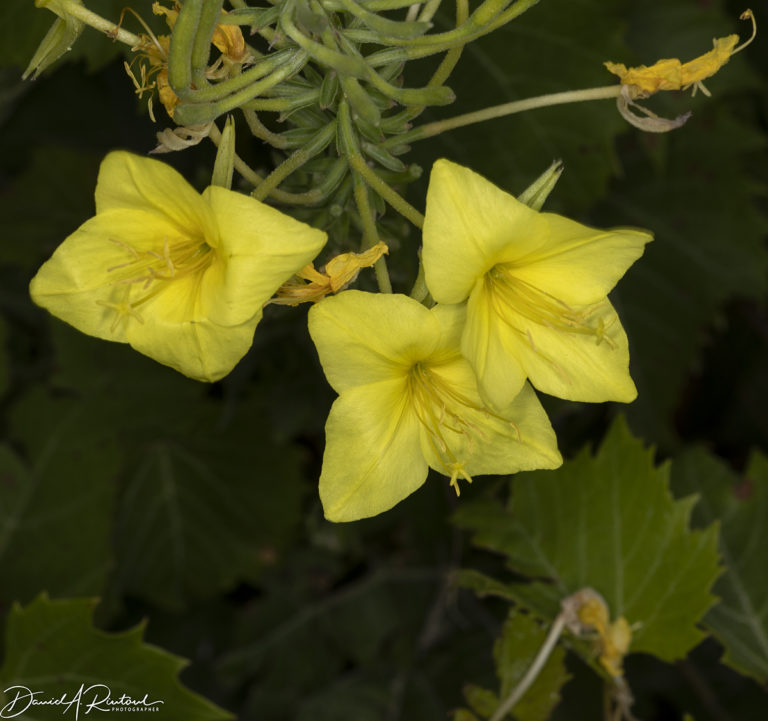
<box><xmin>241</xmin><ymin>108</ymin><xmax>290</xmax><ymax>149</ymax></box>
<box><xmin>178</xmin><ymin>48</ymin><xmax>300</xmax><ymax>104</ymax></box>
<box><xmin>353</xmin><ymin>173</ymin><xmax>392</xmax><ymax>293</ymax></box>
<box><xmin>173</xmin><ymin>50</ymin><xmax>309</xmax><ymax>125</ymax></box>
<box><xmin>41</xmin><ymin>0</ymin><xmax>141</xmax><ymax>46</ymax></box>
<box><xmin>409</xmin><ymin>258</ymin><xmax>430</xmax><ymax>303</ymax></box>
<box><xmin>488</xmin><ymin>614</ymin><xmax>567</xmax><ymax>721</ymax></box>
<box><xmin>251</xmin><ymin>122</ymin><xmax>337</xmax><ymax>202</ymax></box>
<box><xmin>367</xmin><ymin>0</ymin><xmax>537</xmax><ymax>62</ymax></box>
<box><xmin>348</xmin><ymin>155</ymin><xmax>425</xmax><ymax>229</ymax></box>
<box><xmin>383</xmin><ymin>85</ymin><xmax>621</xmax><ymax>148</ymax></box>
<box><xmin>417</xmin><ymin>0</ymin><xmax>443</xmax><ymax>23</ymax></box>
<box><xmin>167</xmin><ymin>0</ymin><xmax>200</xmax><ymax>96</ymax></box>
<box><xmin>399</xmin><ymin>0</ymin><xmax>469</xmax><ymax>123</ymax></box>
<box><xmin>209</xmin><ymin>122</ymin><xmax>324</xmax><ymax>204</ymax></box>
<box><xmin>190</xmin><ymin>0</ymin><xmax>223</xmax><ymax>89</ymax></box>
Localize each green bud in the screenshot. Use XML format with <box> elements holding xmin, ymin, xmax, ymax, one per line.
<box><xmin>211</xmin><ymin>115</ymin><xmax>236</xmax><ymax>189</ymax></box>
<box><xmin>341</xmin><ymin>76</ymin><xmax>381</xmax><ymax>127</ymax></box>
<box><xmin>319</xmin><ymin>71</ymin><xmax>339</xmax><ymax>110</ymax></box>
<box><xmin>517</xmin><ymin>160</ymin><xmax>564</xmax><ymax>211</ymax></box>
<box><xmin>279</xmin><ymin>127</ymin><xmax>324</xmax><ymax>148</ymax></box>
<box><xmin>362</xmin><ymin>142</ymin><xmax>406</xmax><ymax>173</ymax></box>
<box><xmin>23</xmin><ymin>11</ymin><xmax>84</xmax><ymax>80</ymax></box>
<box><xmin>354</xmin><ymin>114</ymin><xmax>385</xmax><ymax>144</ymax></box>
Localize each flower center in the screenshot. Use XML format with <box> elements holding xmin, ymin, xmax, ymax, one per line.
<box><xmin>487</xmin><ymin>264</ymin><xmax>615</xmax><ymax>346</ymax></box>
<box><xmin>97</xmin><ymin>236</ymin><xmax>214</xmax><ymax>330</ymax></box>
<box><xmin>407</xmin><ymin>362</ymin><xmax>516</xmax><ymax>495</ymax></box>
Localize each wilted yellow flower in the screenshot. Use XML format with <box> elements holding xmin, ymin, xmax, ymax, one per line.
<box><xmin>30</xmin><ymin>152</ymin><xmax>326</xmax><ymax>381</ymax></box>
<box><xmin>271</xmin><ymin>241</ymin><xmax>388</xmax><ymax>306</ymax></box>
<box><xmin>605</xmin><ymin>10</ymin><xmax>755</xmax><ymax>131</ymax></box>
<box><xmin>125</xmin><ymin>2</ymin><xmax>250</xmax><ymax>120</ymax></box>
<box><xmin>575</xmin><ymin>591</ymin><xmax>632</xmax><ymax>678</ymax></box>
<box><xmin>212</xmin><ymin>22</ymin><xmax>250</xmax><ymax>65</ymax></box>
<box><xmin>606</xmin><ymin>10</ymin><xmax>754</xmax><ymax>97</ymax></box>
<box><xmin>422</xmin><ymin>160</ymin><xmax>652</xmax><ymax>409</ymax></box>
<box><xmin>308</xmin><ymin>291</ymin><xmax>561</xmax><ymax>522</ymax></box>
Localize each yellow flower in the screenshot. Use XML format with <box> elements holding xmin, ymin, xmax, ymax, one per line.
<box><xmin>270</xmin><ymin>241</ymin><xmax>388</xmax><ymax>306</ymax></box>
<box><xmin>30</xmin><ymin>152</ymin><xmax>326</xmax><ymax>382</ymax></box>
<box><xmin>422</xmin><ymin>160</ymin><xmax>652</xmax><ymax>409</ymax></box>
<box><xmin>308</xmin><ymin>291</ymin><xmax>561</xmax><ymax>522</ymax></box>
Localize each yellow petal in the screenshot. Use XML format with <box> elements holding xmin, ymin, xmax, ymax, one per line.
<box><xmin>29</xmin><ymin>209</ymin><xmax>183</xmax><ymax>343</ymax></box>
<box><xmin>308</xmin><ymin>291</ymin><xmax>440</xmax><ymax>394</ymax></box>
<box><xmin>509</xmin><ymin>215</ymin><xmax>652</xmax><ymax>306</ymax></box>
<box><xmin>417</xmin><ymin>354</ymin><xmax>561</xmax><ymax>476</ymax></box>
<box><xmin>423</xmin><ymin>159</ymin><xmax>547</xmax><ymax>304</ymax></box>
<box><xmin>681</xmin><ymin>34</ymin><xmax>739</xmax><ymax>87</ymax></box>
<box><xmin>95</xmin><ymin>151</ymin><xmax>213</xmax><ymax>238</ymax></box>
<box><xmin>604</xmin><ymin>58</ymin><xmax>684</xmax><ymax>94</ymax></box>
<box><xmin>319</xmin><ymin>379</ymin><xmax>427</xmax><ymax>522</ymax></box>
<box><xmin>202</xmin><ymin>185</ymin><xmax>326</xmax><ymax>326</ymax></box>
<box><xmin>212</xmin><ymin>23</ymin><xmax>249</xmax><ymax>63</ymax></box>
<box><xmin>470</xmin><ymin>292</ymin><xmax>637</xmax><ymax>403</ymax></box>
<box><xmin>129</xmin><ymin>313</ymin><xmax>261</xmax><ymax>382</ymax></box>
<box><xmin>462</xmin><ymin>280</ymin><xmax>528</xmax><ymax>409</ymax></box>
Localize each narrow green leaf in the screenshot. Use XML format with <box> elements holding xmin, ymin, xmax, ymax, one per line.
<box><xmin>672</xmin><ymin>448</ymin><xmax>768</xmax><ymax>684</ymax></box>
<box><xmin>454</xmin><ymin>418</ymin><xmax>721</xmax><ymax>662</ymax></box>
<box><xmin>0</xmin><ymin>594</ymin><xmax>231</xmax><ymax>721</ymax></box>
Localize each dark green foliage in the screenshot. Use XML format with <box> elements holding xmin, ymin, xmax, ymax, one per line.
<box><xmin>673</xmin><ymin>449</ymin><xmax>768</xmax><ymax>684</ymax></box>
<box><xmin>0</xmin><ymin>595</ymin><xmax>232</xmax><ymax>720</ymax></box>
<box><xmin>0</xmin><ymin>0</ymin><xmax>766</xmax><ymax>718</ymax></box>
<box><xmin>455</xmin><ymin>419</ymin><xmax>721</xmax><ymax>663</ymax></box>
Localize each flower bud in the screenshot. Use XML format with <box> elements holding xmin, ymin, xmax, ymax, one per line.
<box><xmin>23</xmin><ymin>11</ymin><xmax>84</xmax><ymax>80</ymax></box>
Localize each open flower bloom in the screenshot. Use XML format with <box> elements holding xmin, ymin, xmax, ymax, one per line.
<box><xmin>30</xmin><ymin>151</ymin><xmax>326</xmax><ymax>381</ymax></box>
<box><xmin>422</xmin><ymin>160</ymin><xmax>652</xmax><ymax>409</ymax></box>
<box><xmin>308</xmin><ymin>291</ymin><xmax>561</xmax><ymax>522</ymax></box>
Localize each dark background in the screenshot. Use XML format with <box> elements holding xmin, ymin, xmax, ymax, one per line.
<box><xmin>0</xmin><ymin>0</ymin><xmax>766</xmax><ymax>718</ymax></box>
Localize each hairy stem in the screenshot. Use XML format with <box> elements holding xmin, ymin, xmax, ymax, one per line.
<box><xmin>43</xmin><ymin>0</ymin><xmax>141</xmax><ymax>46</ymax></box>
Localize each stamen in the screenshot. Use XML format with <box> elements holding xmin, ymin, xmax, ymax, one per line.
<box><xmin>97</xmin><ymin>235</ymin><xmax>213</xmax><ymax>327</ymax></box>
<box><xmin>407</xmin><ymin>362</ymin><xmax>518</xmax><ymax>484</ymax></box>
<box><xmin>487</xmin><ymin>265</ymin><xmax>616</xmax><ymax>349</ymax></box>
